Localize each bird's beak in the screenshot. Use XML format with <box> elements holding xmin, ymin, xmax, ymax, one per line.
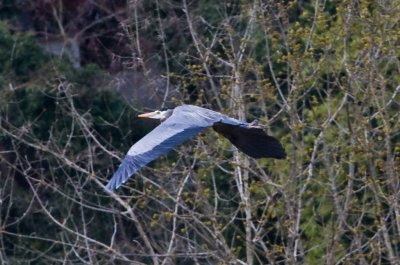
<box><xmin>138</xmin><ymin>111</ymin><xmax>167</xmax><ymax>119</ymax></box>
<box><xmin>138</xmin><ymin>111</ymin><xmax>158</xmax><ymax>118</ymax></box>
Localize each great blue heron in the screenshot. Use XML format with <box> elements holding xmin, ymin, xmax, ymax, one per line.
<box><xmin>106</xmin><ymin>105</ymin><xmax>286</xmax><ymax>190</ymax></box>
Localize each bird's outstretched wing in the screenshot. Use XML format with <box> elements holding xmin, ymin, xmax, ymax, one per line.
<box><xmin>106</xmin><ymin>105</ymin><xmax>226</xmax><ymax>190</ymax></box>
<box><xmin>212</xmin><ymin>122</ymin><xmax>286</xmax><ymax>159</ymax></box>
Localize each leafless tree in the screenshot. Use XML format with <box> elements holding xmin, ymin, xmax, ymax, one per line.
<box><xmin>0</xmin><ymin>0</ymin><xmax>399</xmax><ymax>264</ymax></box>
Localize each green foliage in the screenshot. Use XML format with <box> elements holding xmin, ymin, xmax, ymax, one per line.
<box><xmin>0</xmin><ymin>23</ymin><xmax>47</xmax><ymax>85</ymax></box>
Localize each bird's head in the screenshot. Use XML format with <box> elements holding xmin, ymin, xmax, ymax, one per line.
<box><xmin>138</xmin><ymin>109</ymin><xmax>173</xmax><ymax>121</ymax></box>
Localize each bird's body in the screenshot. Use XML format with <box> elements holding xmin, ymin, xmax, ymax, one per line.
<box><xmin>106</xmin><ymin>105</ymin><xmax>286</xmax><ymax>190</ymax></box>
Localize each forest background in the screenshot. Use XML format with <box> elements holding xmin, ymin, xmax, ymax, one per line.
<box><xmin>0</xmin><ymin>0</ymin><xmax>399</xmax><ymax>264</ymax></box>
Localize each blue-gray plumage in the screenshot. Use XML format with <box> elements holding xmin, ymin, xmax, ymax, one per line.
<box><xmin>106</xmin><ymin>105</ymin><xmax>286</xmax><ymax>190</ymax></box>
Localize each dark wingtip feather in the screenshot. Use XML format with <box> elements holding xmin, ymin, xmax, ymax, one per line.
<box><xmin>256</xmin><ymin>133</ymin><xmax>286</xmax><ymax>159</ymax></box>
<box><xmin>213</xmin><ymin>123</ymin><xmax>286</xmax><ymax>159</ymax></box>
<box><xmin>242</xmin><ymin>136</ymin><xmax>287</xmax><ymax>159</ymax></box>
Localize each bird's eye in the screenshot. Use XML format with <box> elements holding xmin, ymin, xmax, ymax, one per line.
<box><xmin>156</xmin><ymin>111</ymin><xmax>161</xmax><ymax>114</ymax></box>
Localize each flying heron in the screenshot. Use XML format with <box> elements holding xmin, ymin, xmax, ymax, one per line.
<box><xmin>106</xmin><ymin>105</ymin><xmax>286</xmax><ymax>190</ymax></box>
